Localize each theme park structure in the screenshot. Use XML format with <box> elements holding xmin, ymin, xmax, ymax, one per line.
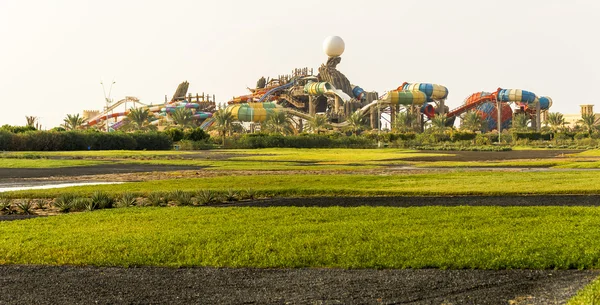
<box><xmin>80</xmin><ymin>36</ymin><xmax>553</xmax><ymax>133</ymax></box>
<box><xmin>82</xmin><ymin>82</ymin><xmax>216</xmax><ymax>131</ymax></box>
<box><xmin>200</xmin><ymin>36</ymin><xmax>552</xmax><ymax>133</ymax></box>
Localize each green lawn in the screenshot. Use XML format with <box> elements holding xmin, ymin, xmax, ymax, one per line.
<box><xmin>2</xmin><ymin>206</ymin><xmax>600</xmax><ymax>268</ymax></box>
<box><xmin>6</xmin><ymin>171</ymin><xmax>600</xmax><ymax>198</ymax></box>
<box><xmin>568</xmin><ymin>277</ymin><xmax>600</xmax><ymax>304</ymax></box>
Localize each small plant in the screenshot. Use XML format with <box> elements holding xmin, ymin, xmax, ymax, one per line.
<box><xmin>91</xmin><ymin>191</ymin><xmax>114</xmax><ymax>209</ymax></box>
<box><xmin>116</xmin><ymin>192</ymin><xmax>137</xmax><ymax>208</ymax></box>
<box><xmin>196</xmin><ymin>190</ymin><xmax>217</xmax><ymax>205</ymax></box>
<box><xmin>224</xmin><ymin>188</ymin><xmax>239</xmax><ymax>202</ymax></box>
<box><xmin>147</xmin><ymin>192</ymin><xmax>164</xmax><ymax>207</ymax></box>
<box><xmin>54</xmin><ymin>193</ymin><xmax>76</xmax><ymax>213</ymax></box>
<box><xmin>242</xmin><ymin>188</ymin><xmax>256</xmax><ymax>200</ymax></box>
<box><xmin>84</xmin><ymin>199</ymin><xmax>98</xmax><ymax>212</ymax></box>
<box><xmin>70</xmin><ymin>197</ymin><xmax>91</xmax><ymax>212</ymax></box>
<box><xmin>173</xmin><ymin>191</ymin><xmax>193</xmax><ymax>206</ymax></box>
<box><xmin>0</xmin><ymin>198</ymin><xmax>13</xmax><ymax>214</ymax></box>
<box><xmin>34</xmin><ymin>200</ymin><xmax>45</xmax><ymax>210</ymax></box>
<box><xmin>16</xmin><ymin>200</ymin><xmax>34</xmax><ymax>215</ymax></box>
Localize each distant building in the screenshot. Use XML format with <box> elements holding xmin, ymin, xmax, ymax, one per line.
<box><xmin>563</xmin><ymin>105</ymin><xmax>600</xmax><ymax>129</ymax></box>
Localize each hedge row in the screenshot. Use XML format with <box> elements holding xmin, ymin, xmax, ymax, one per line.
<box><xmin>0</xmin><ymin>131</ymin><xmax>172</xmax><ymax>151</ymax></box>
<box><xmin>229</xmin><ymin>133</ymin><xmax>376</xmax><ymax>148</ymax></box>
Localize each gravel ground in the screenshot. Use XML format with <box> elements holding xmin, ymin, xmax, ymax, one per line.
<box><xmin>0</xmin><ymin>266</ymin><xmax>596</xmax><ymax>305</ymax></box>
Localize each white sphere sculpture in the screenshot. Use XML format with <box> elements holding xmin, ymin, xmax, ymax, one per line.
<box><xmin>323</xmin><ymin>36</ymin><xmax>345</xmax><ymax>57</ymax></box>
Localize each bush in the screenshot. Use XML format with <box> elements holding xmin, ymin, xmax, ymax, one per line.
<box><xmin>512</xmin><ymin>132</ymin><xmax>552</xmax><ymax>141</ymax></box>
<box><xmin>131</xmin><ymin>132</ymin><xmax>172</xmax><ymax>150</ymax></box>
<box><xmin>164</xmin><ymin>128</ymin><xmax>184</xmax><ymax>142</ymax></box>
<box><xmin>178</xmin><ymin>140</ymin><xmax>215</xmax><ymax>150</ymax></box>
<box><xmin>91</xmin><ymin>191</ymin><xmax>114</xmax><ymax>209</ymax></box>
<box><xmin>0</xmin><ymin>125</ymin><xmax>36</xmax><ymax>133</ymax></box>
<box><xmin>0</xmin><ymin>130</ymin><xmax>12</xmax><ymax>150</ymax></box>
<box><xmin>230</xmin><ymin>133</ymin><xmax>375</xmax><ymax>149</ymax></box>
<box><xmin>183</xmin><ymin>127</ymin><xmax>210</xmax><ymax>142</ymax></box>
<box><xmin>0</xmin><ymin>130</ymin><xmax>173</xmax><ymax>151</ymax></box>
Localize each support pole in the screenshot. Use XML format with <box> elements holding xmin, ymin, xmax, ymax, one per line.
<box><xmin>496</xmin><ymin>100</ymin><xmax>502</xmax><ymax>143</ymax></box>
<box><xmin>334</xmin><ymin>96</ymin><xmax>340</xmax><ymax>114</ymax></box>
<box><xmin>370</xmin><ymin>105</ymin><xmax>377</xmax><ymax>129</ymax></box>
<box><xmin>309</xmin><ymin>96</ymin><xmax>316</xmax><ymax>116</ymax></box>
<box><xmin>390</xmin><ymin>104</ymin><xmax>396</xmax><ymax>129</ymax></box>
<box><xmin>535</xmin><ymin>101</ymin><xmax>541</xmax><ymax>132</ymax></box>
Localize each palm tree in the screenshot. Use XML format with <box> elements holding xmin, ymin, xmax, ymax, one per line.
<box><xmin>511</xmin><ymin>113</ymin><xmax>530</xmax><ymax>132</ymax></box>
<box><xmin>430</xmin><ymin>114</ymin><xmax>449</xmax><ymax>133</ymax></box>
<box><xmin>306</xmin><ymin>114</ymin><xmax>330</xmax><ymax>134</ymax></box>
<box><xmin>392</xmin><ymin>111</ymin><xmax>417</xmax><ymax>132</ymax></box>
<box><xmin>25</xmin><ymin>116</ymin><xmax>38</xmax><ymax>129</ymax></box>
<box><xmin>62</xmin><ymin>114</ymin><xmax>86</xmax><ymax>130</ymax></box>
<box><xmin>579</xmin><ymin>113</ymin><xmax>597</xmax><ymax>135</ymax></box>
<box><xmin>546</xmin><ymin>112</ymin><xmax>565</xmax><ymax>132</ymax></box>
<box><xmin>263</xmin><ymin>111</ymin><xmax>294</xmax><ymax>135</ymax></box>
<box><xmin>123</xmin><ymin>108</ymin><xmax>157</xmax><ymax>131</ymax></box>
<box><xmin>344</xmin><ymin>112</ymin><xmax>365</xmax><ymax>135</ymax></box>
<box><xmin>210</xmin><ymin>108</ymin><xmax>235</xmax><ymax>145</ymax></box>
<box><xmin>170</xmin><ymin>108</ymin><xmax>195</xmax><ymax>129</ymax></box>
<box><xmin>459</xmin><ymin>111</ymin><xmax>483</xmax><ymax>132</ymax></box>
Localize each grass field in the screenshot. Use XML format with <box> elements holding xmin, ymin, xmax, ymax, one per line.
<box><xmin>568</xmin><ymin>278</ymin><xmax>600</xmax><ymax>304</ymax></box>
<box><xmin>5</xmin><ymin>171</ymin><xmax>600</xmax><ymax>198</ymax></box>
<box><xmin>2</xmin><ymin>206</ymin><xmax>600</xmax><ymax>269</ymax></box>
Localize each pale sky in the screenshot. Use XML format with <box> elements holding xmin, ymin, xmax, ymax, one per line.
<box><xmin>1</xmin><ymin>0</ymin><xmax>599</xmax><ymax>128</ymax></box>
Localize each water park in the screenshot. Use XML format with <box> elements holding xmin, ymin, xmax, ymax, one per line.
<box><xmin>78</xmin><ymin>36</ymin><xmax>553</xmax><ymax>135</ymax></box>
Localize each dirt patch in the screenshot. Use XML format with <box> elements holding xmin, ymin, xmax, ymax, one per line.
<box><xmin>0</xmin><ymin>266</ymin><xmax>595</xmax><ymax>305</ymax></box>
<box><xmin>402</xmin><ymin>149</ymin><xmax>581</xmax><ymax>162</ymax></box>
<box><xmin>0</xmin><ymin>163</ymin><xmax>204</xmax><ymax>180</ymax></box>
<box><xmin>217</xmin><ymin>195</ymin><xmax>600</xmax><ymax>208</ymax></box>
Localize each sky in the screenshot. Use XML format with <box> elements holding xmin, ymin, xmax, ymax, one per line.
<box><xmin>1</xmin><ymin>0</ymin><xmax>599</xmax><ymax>129</ymax></box>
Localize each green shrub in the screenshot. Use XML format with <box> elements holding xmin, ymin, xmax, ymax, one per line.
<box><xmin>16</xmin><ymin>200</ymin><xmax>34</xmax><ymax>215</ymax></box>
<box><xmin>147</xmin><ymin>192</ymin><xmax>165</xmax><ymax>207</ymax></box>
<box><xmin>34</xmin><ymin>200</ymin><xmax>45</xmax><ymax>210</ymax></box>
<box><xmin>224</xmin><ymin>188</ymin><xmax>239</xmax><ymax>202</ymax></box>
<box><xmin>0</xmin><ymin>125</ymin><xmax>36</xmax><ymax>133</ymax></box>
<box><xmin>71</xmin><ymin>198</ymin><xmax>91</xmax><ymax>212</ymax></box>
<box><xmin>178</xmin><ymin>140</ymin><xmax>215</xmax><ymax>150</ymax></box>
<box><xmin>241</xmin><ymin>188</ymin><xmax>256</xmax><ymax>200</ymax></box>
<box><xmin>116</xmin><ymin>192</ymin><xmax>137</xmax><ymax>208</ymax></box>
<box><xmin>0</xmin><ymin>130</ymin><xmax>13</xmax><ymax>150</ymax></box>
<box><xmin>196</xmin><ymin>190</ymin><xmax>217</xmax><ymax>205</ymax></box>
<box><xmin>164</xmin><ymin>128</ymin><xmax>184</xmax><ymax>142</ymax></box>
<box><xmin>131</xmin><ymin>132</ymin><xmax>172</xmax><ymax>150</ymax></box>
<box><xmin>54</xmin><ymin>193</ymin><xmax>76</xmax><ymax>213</ymax></box>
<box><xmin>183</xmin><ymin>127</ymin><xmax>210</xmax><ymax>142</ymax></box>
<box><xmin>0</xmin><ymin>198</ymin><xmax>13</xmax><ymax>214</ymax></box>
<box><xmin>231</xmin><ymin>133</ymin><xmax>375</xmax><ymax>149</ymax></box>
<box><xmin>91</xmin><ymin>191</ymin><xmax>114</xmax><ymax>209</ymax></box>
<box><xmin>173</xmin><ymin>191</ymin><xmax>193</xmax><ymax>206</ymax></box>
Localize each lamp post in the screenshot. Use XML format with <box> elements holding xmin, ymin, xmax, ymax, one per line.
<box><xmin>101</xmin><ymin>79</ymin><xmax>116</xmax><ymax>132</ymax></box>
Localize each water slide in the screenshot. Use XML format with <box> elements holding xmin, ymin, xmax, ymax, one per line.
<box><xmin>304</xmin><ymin>82</ymin><xmax>352</xmax><ymax>102</ymax></box>
<box><xmin>451</xmin><ymin>88</ymin><xmax>553</xmax><ymax>130</ymax></box>
<box><xmin>257</xmin><ymin>82</ymin><xmax>295</xmax><ymax>103</ymax></box>
<box><xmin>86</xmin><ymin>101</ymin><xmax>212</xmax><ymax>129</ymax></box>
